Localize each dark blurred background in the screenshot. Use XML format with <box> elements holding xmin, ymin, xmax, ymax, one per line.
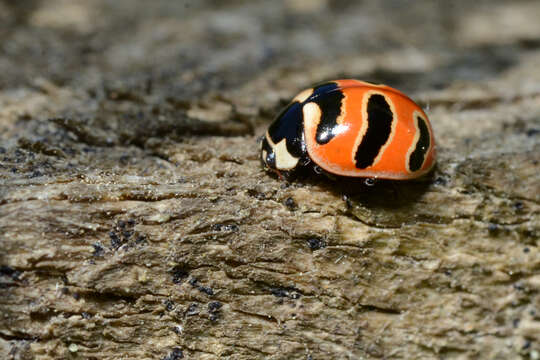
<box><xmin>1</xmin><ymin>0</ymin><xmax>539</xmax><ymax>97</ymax></box>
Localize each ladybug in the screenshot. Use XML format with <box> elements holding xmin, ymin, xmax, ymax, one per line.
<box><xmin>260</xmin><ymin>79</ymin><xmax>436</xmax><ymax>180</ymax></box>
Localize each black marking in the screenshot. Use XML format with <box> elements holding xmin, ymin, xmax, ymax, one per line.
<box><xmin>267</xmin><ymin>101</ymin><xmax>306</xmax><ymax>158</ymax></box>
<box><xmin>305</xmin><ymin>82</ymin><xmax>339</xmax><ymax>102</ymax></box>
<box><xmin>305</xmin><ymin>82</ymin><xmax>344</xmax><ymax>145</ymax></box>
<box><xmin>355</xmin><ymin>94</ymin><xmax>393</xmax><ymax>169</ymax></box>
<box><xmin>409</xmin><ymin>115</ymin><xmax>430</xmax><ymax>172</ymax></box>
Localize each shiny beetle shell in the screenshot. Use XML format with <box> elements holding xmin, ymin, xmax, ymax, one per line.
<box><xmin>261</xmin><ymin>79</ymin><xmax>436</xmax><ymax>180</ymax></box>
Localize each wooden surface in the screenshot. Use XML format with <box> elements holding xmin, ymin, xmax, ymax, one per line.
<box><xmin>1</xmin><ymin>0</ymin><xmax>539</xmax><ymax>359</ymax></box>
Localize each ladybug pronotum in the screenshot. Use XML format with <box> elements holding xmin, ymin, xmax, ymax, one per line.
<box><xmin>260</xmin><ymin>79</ymin><xmax>436</xmax><ymax>180</ymax></box>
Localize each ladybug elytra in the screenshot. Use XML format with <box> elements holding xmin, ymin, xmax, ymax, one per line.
<box><xmin>261</xmin><ymin>79</ymin><xmax>436</xmax><ymax>180</ymax></box>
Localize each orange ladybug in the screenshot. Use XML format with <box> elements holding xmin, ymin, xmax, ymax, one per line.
<box><xmin>261</xmin><ymin>79</ymin><xmax>436</xmax><ymax>180</ymax></box>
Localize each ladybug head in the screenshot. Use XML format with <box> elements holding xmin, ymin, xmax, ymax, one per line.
<box><xmin>260</xmin><ymin>135</ymin><xmax>276</xmax><ymax>170</ymax></box>
<box><xmin>260</xmin><ymin>134</ymin><xmax>300</xmax><ymax>173</ymax></box>
<box><xmin>260</xmin><ymin>134</ymin><xmax>308</xmax><ymax>180</ymax></box>
<box><xmin>260</xmin><ymin>100</ymin><xmax>308</xmax><ymax>177</ymax></box>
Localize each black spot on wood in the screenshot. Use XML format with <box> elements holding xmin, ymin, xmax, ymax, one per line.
<box><xmin>0</xmin><ymin>265</ymin><xmax>21</xmax><ymax>280</ymax></box>
<box><xmin>208</xmin><ymin>301</ymin><xmax>222</xmax><ymax>322</ymax></box>
<box><xmin>107</xmin><ymin>220</ymin><xmax>143</xmax><ymax>250</ymax></box>
<box><xmin>81</xmin><ymin>312</ymin><xmax>92</xmax><ymax>319</ymax></box>
<box><xmin>247</xmin><ymin>188</ymin><xmax>269</xmax><ymax>200</ymax></box>
<box><xmin>0</xmin><ymin>265</ymin><xmax>21</xmax><ymax>288</ymax></box>
<box><xmin>444</xmin><ymin>269</ymin><xmax>452</xmax><ymax>276</ymax></box>
<box><xmin>487</xmin><ymin>223</ymin><xmax>499</xmax><ymax>235</ymax></box>
<box><xmin>271</xmin><ymin>286</ymin><xmax>302</xmax><ymax>299</ymax></box>
<box><xmin>284</xmin><ymin>197</ymin><xmax>296</xmax><ymax>210</ymax></box>
<box><xmin>307</xmin><ymin>237</ymin><xmax>326</xmax><ymax>250</ymax></box>
<box><xmin>188</xmin><ymin>277</ymin><xmax>214</xmax><ymax>295</ymax></box>
<box><xmin>171</xmin><ymin>266</ymin><xmax>189</xmax><ymax>284</ymax></box>
<box><xmin>212</xmin><ymin>223</ymin><xmax>239</xmax><ymax>232</ymax></box>
<box><xmin>92</xmin><ymin>243</ymin><xmax>105</xmax><ymax>257</ymax></box>
<box><xmin>359</xmin><ymin>304</ymin><xmax>401</xmax><ymax>315</ymax></box>
<box><xmin>109</xmin><ymin>231</ymin><xmax>122</xmax><ymax>249</ymax></box>
<box><xmin>164</xmin><ymin>299</ymin><xmax>175</xmax><ymax>311</ymax></box>
<box><xmin>208</xmin><ymin>301</ymin><xmax>222</xmax><ymax>312</ymax></box>
<box><xmin>185</xmin><ymin>303</ymin><xmax>199</xmax><ymax>317</ymax></box>
<box><xmin>408</xmin><ymin>115</ymin><xmax>431</xmax><ymax>172</ymax></box>
<box><xmin>162</xmin><ymin>347</ymin><xmax>184</xmax><ymax>360</ymax></box>
<box><xmin>198</xmin><ymin>286</ymin><xmax>214</xmax><ymax>296</ymax></box>
<box><xmin>355</xmin><ymin>94</ymin><xmax>393</xmax><ymax>169</ymax></box>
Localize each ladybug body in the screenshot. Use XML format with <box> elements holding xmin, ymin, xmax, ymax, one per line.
<box><xmin>261</xmin><ymin>79</ymin><xmax>436</xmax><ymax>180</ymax></box>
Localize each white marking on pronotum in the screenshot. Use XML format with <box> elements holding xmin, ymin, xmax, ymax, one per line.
<box><xmin>303</xmin><ymin>92</ymin><xmax>347</xmax><ymax>137</ymax></box>
<box><xmin>302</xmin><ymin>102</ymin><xmax>322</xmax><ymax>131</ymax></box>
<box><xmin>293</xmin><ymin>88</ymin><xmax>314</xmax><ymax>103</ymax></box>
<box><xmin>265</xmin><ymin>133</ymin><xmax>299</xmax><ymax>170</ymax></box>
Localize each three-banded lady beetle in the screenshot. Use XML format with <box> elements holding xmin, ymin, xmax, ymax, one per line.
<box><xmin>260</xmin><ymin>79</ymin><xmax>436</xmax><ymax>180</ymax></box>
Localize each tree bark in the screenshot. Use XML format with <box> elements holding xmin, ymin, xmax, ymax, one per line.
<box><xmin>1</xmin><ymin>1</ymin><xmax>539</xmax><ymax>359</ymax></box>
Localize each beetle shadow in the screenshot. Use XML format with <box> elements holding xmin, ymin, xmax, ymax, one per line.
<box><xmin>292</xmin><ymin>165</ymin><xmax>437</xmax><ymax>211</ymax></box>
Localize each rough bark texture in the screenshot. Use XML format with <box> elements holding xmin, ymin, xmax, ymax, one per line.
<box><xmin>1</xmin><ymin>1</ymin><xmax>539</xmax><ymax>359</ymax></box>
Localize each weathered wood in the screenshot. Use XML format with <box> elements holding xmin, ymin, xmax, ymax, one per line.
<box><xmin>1</xmin><ymin>1</ymin><xmax>539</xmax><ymax>359</ymax></box>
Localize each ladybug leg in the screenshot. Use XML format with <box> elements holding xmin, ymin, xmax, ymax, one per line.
<box><xmin>281</xmin><ymin>170</ymin><xmax>297</xmax><ymax>182</ymax></box>
<box><xmin>273</xmin><ymin>168</ymin><xmax>297</xmax><ymax>182</ymax></box>
<box><xmin>274</xmin><ymin>169</ymin><xmax>284</xmax><ymax>181</ymax></box>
